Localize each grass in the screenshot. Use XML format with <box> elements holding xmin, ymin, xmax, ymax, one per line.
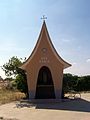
<box><xmin>0</xmin><ymin>89</ymin><xmax>25</xmax><ymax>104</ymax></box>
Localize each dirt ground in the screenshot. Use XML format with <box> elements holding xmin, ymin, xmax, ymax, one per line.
<box><xmin>0</xmin><ymin>93</ymin><xmax>90</xmax><ymax>120</ymax></box>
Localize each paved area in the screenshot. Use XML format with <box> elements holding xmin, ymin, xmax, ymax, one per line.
<box><xmin>0</xmin><ymin>93</ymin><xmax>90</xmax><ymax>120</ymax></box>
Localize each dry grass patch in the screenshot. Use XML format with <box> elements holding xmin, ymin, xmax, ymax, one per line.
<box><xmin>0</xmin><ymin>89</ymin><xmax>25</xmax><ymax>104</ymax></box>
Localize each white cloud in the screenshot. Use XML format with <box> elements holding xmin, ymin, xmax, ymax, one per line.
<box><xmin>62</xmin><ymin>39</ymin><xmax>71</xmax><ymax>42</ymax></box>
<box><xmin>86</xmin><ymin>58</ymin><xmax>90</xmax><ymax>63</ymax></box>
<box><xmin>61</xmin><ymin>37</ymin><xmax>75</xmax><ymax>43</ymax></box>
<box><xmin>72</xmin><ymin>62</ymin><xmax>77</xmax><ymax>65</ymax></box>
<box><xmin>64</xmin><ymin>62</ymin><xmax>90</xmax><ymax>76</ymax></box>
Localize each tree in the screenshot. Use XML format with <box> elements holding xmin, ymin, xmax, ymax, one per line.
<box><xmin>63</xmin><ymin>73</ymin><xmax>78</xmax><ymax>93</ymax></box>
<box><xmin>2</xmin><ymin>56</ymin><xmax>23</xmax><ymax>77</ymax></box>
<box><xmin>63</xmin><ymin>74</ymin><xmax>90</xmax><ymax>94</ymax></box>
<box><xmin>77</xmin><ymin>76</ymin><xmax>90</xmax><ymax>91</ymax></box>
<box><xmin>2</xmin><ymin>56</ymin><xmax>28</xmax><ymax>97</ymax></box>
<box><xmin>15</xmin><ymin>68</ymin><xmax>28</xmax><ymax>97</ymax></box>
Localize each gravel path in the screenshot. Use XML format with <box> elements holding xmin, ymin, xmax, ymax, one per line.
<box><xmin>0</xmin><ymin>93</ymin><xmax>90</xmax><ymax>120</ymax></box>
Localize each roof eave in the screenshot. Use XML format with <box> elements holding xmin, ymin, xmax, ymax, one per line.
<box><xmin>63</xmin><ymin>63</ymin><xmax>72</xmax><ymax>69</ymax></box>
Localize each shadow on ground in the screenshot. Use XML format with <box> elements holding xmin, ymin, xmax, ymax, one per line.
<box><xmin>0</xmin><ymin>116</ymin><xmax>18</xmax><ymax>120</ymax></box>
<box><xmin>16</xmin><ymin>98</ymin><xmax>90</xmax><ymax>113</ymax></box>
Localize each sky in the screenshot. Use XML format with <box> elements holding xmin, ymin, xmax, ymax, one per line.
<box><xmin>0</xmin><ymin>0</ymin><xmax>90</xmax><ymax>78</ymax></box>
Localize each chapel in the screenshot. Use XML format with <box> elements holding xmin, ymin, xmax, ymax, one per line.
<box><xmin>20</xmin><ymin>20</ymin><xmax>71</xmax><ymax>99</ymax></box>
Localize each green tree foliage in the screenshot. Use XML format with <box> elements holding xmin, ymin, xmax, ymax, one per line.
<box><xmin>63</xmin><ymin>74</ymin><xmax>90</xmax><ymax>93</ymax></box>
<box><xmin>2</xmin><ymin>56</ymin><xmax>28</xmax><ymax>97</ymax></box>
<box><xmin>15</xmin><ymin>71</ymin><xmax>28</xmax><ymax>97</ymax></box>
<box><xmin>63</xmin><ymin>73</ymin><xmax>78</xmax><ymax>93</ymax></box>
<box><xmin>77</xmin><ymin>76</ymin><xmax>90</xmax><ymax>91</ymax></box>
<box><xmin>2</xmin><ymin>56</ymin><xmax>22</xmax><ymax>77</ymax></box>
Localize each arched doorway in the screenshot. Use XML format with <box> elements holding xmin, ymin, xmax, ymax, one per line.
<box><xmin>35</xmin><ymin>66</ymin><xmax>55</xmax><ymax>99</ymax></box>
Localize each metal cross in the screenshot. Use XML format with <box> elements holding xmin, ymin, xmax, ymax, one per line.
<box><xmin>41</xmin><ymin>15</ymin><xmax>47</xmax><ymax>21</ymax></box>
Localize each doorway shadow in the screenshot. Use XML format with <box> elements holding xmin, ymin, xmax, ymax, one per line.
<box><xmin>35</xmin><ymin>98</ymin><xmax>90</xmax><ymax>112</ymax></box>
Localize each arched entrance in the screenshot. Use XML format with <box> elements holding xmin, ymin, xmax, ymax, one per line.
<box><xmin>35</xmin><ymin>66</ymin><xmax>55</xmax><ymax>99</ymax></box>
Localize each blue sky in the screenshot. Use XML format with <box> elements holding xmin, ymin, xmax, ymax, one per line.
<box><xmin>0</xmin><ymin>0</ymin><xmax>90</xmax><ymax>78</ymax></box>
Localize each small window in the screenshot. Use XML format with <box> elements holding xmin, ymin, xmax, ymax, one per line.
<box><xmin>42</xmin><ymin>48</ymin><xmax>47</xmax><ymax>53</ymax></box>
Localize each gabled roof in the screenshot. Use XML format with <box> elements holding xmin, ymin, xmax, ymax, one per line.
<box><xmin>20</xmin><ymin>21</ymin><xmax>71</xmax><ymax>69</ymax></box>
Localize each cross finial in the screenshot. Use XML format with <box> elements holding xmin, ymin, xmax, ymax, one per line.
<box><xmin>41</xmin><ymin>15</ymin><xmax>47</xmax><ymax>21</ymax></box>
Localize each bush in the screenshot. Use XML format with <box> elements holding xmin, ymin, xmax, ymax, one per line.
<box><xmin>15</xmin><ymin>70</ymin><xmax>28</xmax><ymax>98</ymax></box>
<box><xmin>63</xmin><ymin>74</ymin><xmax>90</xmax><ymax>94</ymax></box>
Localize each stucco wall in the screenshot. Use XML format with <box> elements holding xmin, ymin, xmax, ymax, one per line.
<box><xmin>25</xmin><ymin>28</ymin><xmax>64</xmax><ymax>99</ymax></box>
<box><xmin>20</xmin><ymin>21</ymin><xmax>69</xmax><ymax>99</ymax></box>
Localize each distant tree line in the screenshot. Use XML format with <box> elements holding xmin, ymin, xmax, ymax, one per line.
<box><xmin>63</xmin><ymin>73</ymin><xmax>90</xmax><ymax>93</ymax></box>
